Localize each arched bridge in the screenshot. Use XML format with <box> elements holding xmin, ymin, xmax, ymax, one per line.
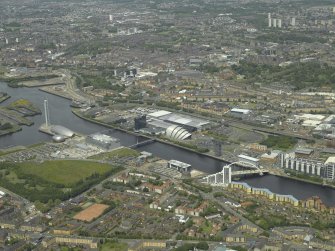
<box><xmin>202</xmin><ymin>161</ymin><xmax>268</xmax><ymax>186</ymax></box>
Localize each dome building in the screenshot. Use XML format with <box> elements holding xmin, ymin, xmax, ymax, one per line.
<box><xmin>165</xmin><ymin>125</ymin><xmax>191</xmax><ymax>140</ymax></box>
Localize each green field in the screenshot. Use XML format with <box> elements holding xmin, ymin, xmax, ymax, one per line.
<box><xmin>17</xmin><ymin>160</ymin><xmax>112</xmax><ymax>186</ymax></box>
<box><xmin>261</xmin><ymin>135</ymin><xmax>297</xmax><ymax>150</ymax></box>
<box><xmin>100</xmin><ymin>241</ymin><xmax>128</xmax><ymax>251</ymax></box>
<box><xmin>0</xmin><ymin>160</ymin><xmax>123</xmax><ymax>203</ymax></box>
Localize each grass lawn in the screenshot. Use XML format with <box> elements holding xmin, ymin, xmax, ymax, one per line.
<box><xmin>60</xmin><ymin>247</ymin><xmax>82</xmax><ymax>251</ymax></box>
<box><xmin>89</xmin><ymin>147</ymin><xmax>140</xmax><ymax>160</ymax></box>
<box><xmin>17</xmin><ymin>160</ymin><xmax>113</xmax><ymax>186</ymax></box>
<box><xmin>100</xmin><ymin>242</ymin><xmax>128</xmax><ymax>251</ymax></box>
<box><xmin>5</xmin><ymin>171</ymin><xmax>23</xmax><ymax>184</ymax></box>
<box><xmin>261</xmin><ymin>135</ymin><xmax>297</xmax><ymax>150</ymax></box>
<box><xmin>0</xmin><ymin>160</ymin><xmax>123</xmax><ymax>203</ymax></box>
<box><xmin>199</xmin><ymin>221</ymin><xmax>213</xmax><ymax>234</ymax></box>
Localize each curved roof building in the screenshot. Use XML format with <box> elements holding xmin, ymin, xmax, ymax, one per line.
<box><xmin>166</xmin><ymin>125</ymin><xmax>191</xmax><ymax>140</ymax></box>
<box><xmin>52</xmin><ymin>135</ymin><xmax>66</xmax><ymax>143</ymax></box>
<box><xmin>50</xmin><ymin>125</ymin><xmax>74</xmax><ymax>138</ymax></box>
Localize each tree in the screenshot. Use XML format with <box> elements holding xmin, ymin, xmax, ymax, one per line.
<box><xmin>196</xmin><ymin>241</ymin><xmax>209</xmax><ymax>250</ymax></box>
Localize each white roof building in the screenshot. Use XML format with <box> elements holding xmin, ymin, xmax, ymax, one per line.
<box><xmin>231</xmin><ymin>108</ymin><xmax>251</xmax><ymax>115</ymax></box>
<box><xmin>166</xmin><ymin>125</ymin><xmax>191</xmax><ymax>140</ymax></box>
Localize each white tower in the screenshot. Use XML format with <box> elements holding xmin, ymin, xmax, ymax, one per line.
<box><xmin>15</xmin><ymin>38</ymin><xmax>19</xmax><ymax>43</ymax></box>
<box><xmin>272</xmin><ymin>18</ymin><xmax>277</xmax><ymax>28</ymax></box>
<box><xmin>278</xmin><ymin>19</ymin><xmax>282</xmax><ymax>28</ymax></box>
<box><xmin>5</xmin><ymin>38</ymin><xmax>8</xmax><ymax>45</ymax></box>
<box><xmin>291</xmin><ymin>17</ymin><xmax>296</xmax><ymax>26</ymax></box>
<box><xmin>268</xmin><ymin>13</ymin><xmax>272</xmax><ymax>27</ymax></box>
<box><xmin>44</xmin><ymin>100</ymin><xmax>50</xmax><ymax>127</ymax></box>
<box><xmin>109</xmin><ymin>15</ymin><xmax>113</xmax><ymax>22</ymax></box>
<box><xmin>223</xmin><ymin>166</ymin><xmax>232</xmax><ymax>185</ymax></box>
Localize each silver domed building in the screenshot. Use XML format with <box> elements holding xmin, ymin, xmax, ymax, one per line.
<box><xmin>50</xmin><ymin>125</ymin><xmax>74</xmax><ymax>138</ymax></box>
<box><xmin>52</xmin><ymin>135</ymin><xmax>65</xmax><ymax>143</ymax></box>
<box><xmin>166</xmin><ymin>125</ymin><xmax>191</xmax><ymax>140</ymax></box>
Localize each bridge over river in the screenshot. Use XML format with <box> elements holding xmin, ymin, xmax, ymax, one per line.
<box><xmin>202</xmin><ymin>161</ymin><xmax>269</xmax><ymax>186</ymax></box>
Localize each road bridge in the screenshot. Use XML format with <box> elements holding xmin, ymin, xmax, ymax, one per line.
<box><xmin>129</xmin><ymin>139</ymin><xmax>155</xmax><ymax>149</ymax></box>
<box><xmin>202</xmin><ymin>161</ymin><xmax>267</xmax><ymax>186</ymax></box>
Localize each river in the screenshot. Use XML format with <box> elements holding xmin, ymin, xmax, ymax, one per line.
<box><xmin>0</xmin><ymin>82</ymin><xmax>335</xmax><ymax>206</ymax></box>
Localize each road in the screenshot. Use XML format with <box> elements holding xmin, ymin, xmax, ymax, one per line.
<box><xmin>57</xmin><ymin>69</ymin><xmax>96</xmax><ymax>103</ymax></box>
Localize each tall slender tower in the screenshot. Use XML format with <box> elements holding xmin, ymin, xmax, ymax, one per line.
<box><xmin>268</xmin><ymin>13</ymin><xmax>272</xmax><ymax>27</ymax></box>
<box><xmin>222</xmin><ymin>165</ymin><xmax>232</xmax><ymax>185</ymax></box>
<box><xmin>278</xmin><ymin>19</ymin><xmax>282</xmax><ymax>28</ymax></box>
<box><xmin>272</xmin><ymin>18</ymin><xmax>277</xmax><ymax>28</ymax></box>
<box><xmin>44</xmin><ymin>100</ymin><xmax>50</xmax><ymax>127</ymax></box>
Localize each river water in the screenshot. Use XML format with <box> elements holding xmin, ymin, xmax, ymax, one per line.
<box><xmin>0</xmin><ymin>82</ymin><xmax>335</xmax><ymax>206</ymax></box>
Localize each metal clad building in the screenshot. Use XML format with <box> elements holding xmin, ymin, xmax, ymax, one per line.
<box><xmin>168</xmin><ymin>160</ymin><xmax>191</xmax><ymax>173</ymax></box>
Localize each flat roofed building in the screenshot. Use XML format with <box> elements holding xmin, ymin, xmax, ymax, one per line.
<box><xmin>168</xmin><ymin>160</ymin><xmax>191</xmax><ymax>173</ymax></box>
<box><xmin>238</xmin><ymin>154</ymin><xmax>260</xmax><ymax>167</ymax></box>
<box><xmin>147</xmin><ymin>110</ymin><xmax>210</xmax><ymax>131</ymax></box>
<box><xmin>230</xmin><ymin>182</ymin><xmax>252</xmax><ymax>193</ymax></box>
<box><xmin>323</xmin><ymin>164</ymin><xmax>335</xmax><ymax>180</ymax></box>
<box><xmin>295</xmin><ymin>148</ymin><xmax>314</xmax><ymax>157</ymax></box>
<box><xmin>230</xmin><ymin>108</ymin><xmax>251</xmax><ymax>118</ymax></box>
<box><xmin>275</xmin><ymin>194</ymin><xmax>299</xmax><ymax>206</ymax></box>
<box><xmin>147</xmin><ymin>110</ymin><xmax>172</xmax><ymax>118</ymax></box>
<box><xmin>297</xmin><ymin>114</ymin><xmax>325</xmax><ymax>121</ymax></box>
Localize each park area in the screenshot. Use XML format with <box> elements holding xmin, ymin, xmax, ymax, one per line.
<box><xmin>17</xmin><ymin>160</ymin><xmax>112</xmax><ymax>186</ymax></box>
<box><xmin>0</xmin><ymin>160</ymin><xmax>123</xmax><ymax>203</ymax></box>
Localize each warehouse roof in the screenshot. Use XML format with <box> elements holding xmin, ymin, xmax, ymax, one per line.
<box><xmin>231</xmin><ymin>108</ymin><xmax>251</xmax><ymax>114</ymax></box>
<box><xmin>148</xmin><ymin>110</ymin><xmax>172</xmax><ymax>118</ymax></box>
<box><xmin>238</xmin><ymin>154</ymin><xmax>259</xmax><ymax>162</ymax></box>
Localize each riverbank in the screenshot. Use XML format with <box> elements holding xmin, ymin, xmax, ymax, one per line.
<box><xmin>73</xmin><ymin>109</ymin><xmax>335</xmax><ymax>192</ymax></box>
<box><xmin>39</xmin><ymin>87</ymin><xmax>72</xmax><ymax>101</ymax></box>
<box><xmin>269</xmin><ymin>171</ymin><xmax>335</xmax><ymax>189</ymax></box>
<box><xmin>0</xmin><ymin>126</ymin><xmax>22</xmax><ymax>137</ymax></box>
<box><xmin>71</xmin><ymin>109</ymin><xmax>230</xmax><ymax>165</ymax></box>
<box><xmin>0</xmin><ymin>95</ymin><xmax>10</xmax><ymax>104</ymax></box>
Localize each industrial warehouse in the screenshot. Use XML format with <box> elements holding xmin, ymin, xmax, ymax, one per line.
<box><xmin>132</xmin><ymin>109</ymin><xmax>210</xmax><ymax>140</ymax></box>
<box><xmin>146</xmin><ymin>110</ymin><xmax>210</xmax><ymax>132</ymax></box>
